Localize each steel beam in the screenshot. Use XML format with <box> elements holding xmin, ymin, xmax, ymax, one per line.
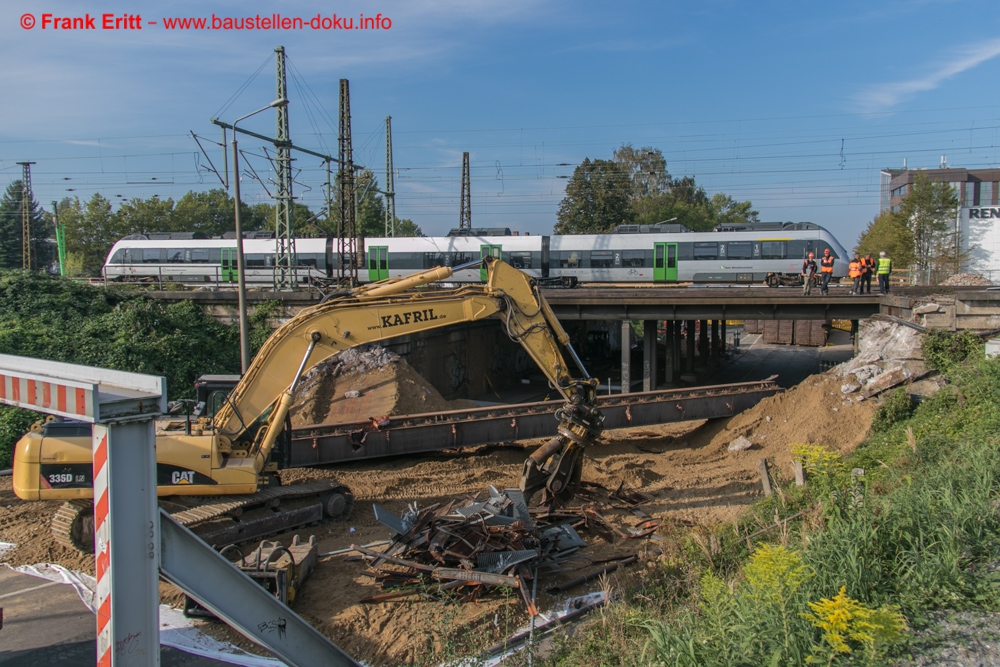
<box><xmin>160</xmin><ymin>511</ymin><xmax>359</xmax><ymax>667</ymax></box>
<box><xmin>288</xmin><ymin>379</ymin><xmax>781</xmax><ymax>466</ymax></box>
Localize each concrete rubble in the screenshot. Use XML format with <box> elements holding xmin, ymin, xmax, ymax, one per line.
<box><xmin>834</xmin><ymin>320</ymin><xmax>926</xmax><ymax>397</ymax></box>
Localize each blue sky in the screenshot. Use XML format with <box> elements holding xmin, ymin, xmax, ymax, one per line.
<box><xmin>3</xmin><ymin>0</ymin><xmax>1000</xmax><ymax>248</ymax></box>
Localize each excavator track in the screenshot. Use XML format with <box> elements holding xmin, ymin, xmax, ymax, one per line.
<box><xmin>51</xmin><ymin>480</ymin><xmax>354</xmax><ymax>554</ymax></box>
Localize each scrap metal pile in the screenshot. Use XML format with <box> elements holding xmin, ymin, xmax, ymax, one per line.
<box><xmin>351</xmin><ymin>483</ymin><xmax>660</xmax><ymax>615</ymax></box>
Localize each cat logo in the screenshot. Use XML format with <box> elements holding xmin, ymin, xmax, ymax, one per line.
<box><xmin>171</xmin><ymin>470</ymin><xmax>196</xmax><ymax>485</ymax></box>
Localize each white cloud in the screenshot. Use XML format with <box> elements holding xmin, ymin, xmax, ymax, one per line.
<box><xmin>853</xmin><ymin>38</ymin><xmax>1000</xmax><ymax>113</ymax></box>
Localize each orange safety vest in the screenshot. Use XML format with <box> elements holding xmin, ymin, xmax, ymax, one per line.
<box><xmin>820</xmin><ymin>255</ymin><xmax>835</xmax><ymax>274</ymax></box>
<box><xmin>848</xmin><ymin>260</ymin><xmax>861</xmax><ymax>278</ymax></box>
<box><xmin>860</xmin><ymin>257</ymin><xmax>874</xmax><ymax>273</ymax></box>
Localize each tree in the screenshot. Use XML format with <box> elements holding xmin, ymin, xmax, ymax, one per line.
<box><xmin>709</xmin><ymin>193</ymin><xmax>760</xmax><ymax>226</ymax></box>
<box><xmin>60</xmin><ymin>194</ymin><xmax>125</xmax><ymax>275</ymax></box>
<box><xmin>555</xmin><ymin>158</ymin><xmax>634</xmax><ymax>234</ymax></box>
<box><xmin>116</xmin><ymin>195</ymin><xmax>175</xmax><ymax>236</ymax></box>
<box><xmin>897</xmin><ymin>173</ymin><xmax>959</xmax><ymax>284</ymax></box>
<box><xmin>172</xmin><ymin>189</ymin><xmax>241</xmax><ymax>236</ymax></box>
<box><xmin>0</xmin><ymin>180</ymin><xmax>55</xmax><ymax>270</ymax></box>
<box><xmin>855</xmin><ymin>211</ymin><xmax>914</xmax><ymax>270</ymax></box>
<box><xmin>613</xmin><ymin>144</ymin><xmax>672</xmax><ymax>199</ymax></box>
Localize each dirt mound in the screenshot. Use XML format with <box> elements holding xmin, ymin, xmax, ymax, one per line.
<box><xmin>290</xmin><ymin>344</ymin><xmax>477</xmax><ymax>426</ymax></box>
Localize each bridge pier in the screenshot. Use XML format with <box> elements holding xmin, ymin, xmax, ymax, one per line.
<box><xmin>621</xmin><ymin>320</ymin><xmax>631</xmax><ymax>394</ymax></box>
<box><xmin>643</xmin><ymin>319</ymin><xmax>658</xmax><ymax>392</ymax></box>
<box><xmin>684</xmin><ymin>320</ymin><xmax>696</xmax><ymax>380</ymax></box>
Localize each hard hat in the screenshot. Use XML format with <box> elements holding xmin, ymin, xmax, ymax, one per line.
<box><xmin>808</xmin><ymin>252</ymin><xmax>814</xmax><ymax>258</ymax></box>
<box><xmin>879</xmin><ymin>251</ymin><xmax>886</xmax><ymax>257</ymax></box>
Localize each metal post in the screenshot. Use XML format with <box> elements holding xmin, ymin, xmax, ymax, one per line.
<box><xmin>620</xmin><ymin>320</ymin><xmax>631</xmax><ymax>394</ymax></box>
<box><xmin>720</xmin><ymin>320</ymin><xmax>727</xmax><ymax>357</ymax></box>
<box><xmin>698</xmin><ymin>320</ymin><xmax>709</xmax><ymax>368</ymax></box>
<box><xmin>93</xmin><ymin>420</ymin><xmax>160</xmax><ymax>666</ymax></box>
<box><xmin>232</xmin><ymin>137</ymin><xmax>251</xmax><ymax>374</ymax></box>
<box><xmin>711</xmin><ymin>320</ymin><xmax>720</xmax><ymax>362</ymax></box>
<box><xmin>686</xmin><ymin>320</ymin><xmax>696</xmax><ymax>374</ymax></box>
<box><xmin>643</xmin><ymin>320</ymin><xmax>657</xmax><ymax>392</ymax></box>
<box><xmin>385</xmin><ymin>116</ymin><xmax>396</xmax><ymax>237</ymax></box>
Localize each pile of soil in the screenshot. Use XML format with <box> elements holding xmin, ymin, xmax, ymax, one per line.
<box><xmin>290</xmin><ymin>345</ymin><xmax>477</xmax><ymax>426</ymax></box>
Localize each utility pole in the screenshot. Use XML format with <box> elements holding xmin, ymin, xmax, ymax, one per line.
<box><xmin>17</xmin><ymin>162</ymin><xmax>35</xmax><ymax>270</ymax></box>
<box><xmin>385</xmin><ymin>116</ymin><xmax>396</xmax><ymax>237</ymax></box>
<box><xmin>52</xmin><ymin>200</ymin><xmax>67</xmax><ymax>277</ymax></box>
<box><xmin>273</xmin><ymin>45</ymin><xmax>296</xmax><ymax>290</ymax></box>
<box><xmin>338</xmin><ymin>79</ymin><xmax>358</xmax><ymax>284</ymax></box>
<box><xmin>460</xmin><ymin>152</ymin><xmax>471</xmax><ymax>230</ymax></box>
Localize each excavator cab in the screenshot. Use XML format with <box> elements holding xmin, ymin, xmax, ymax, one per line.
<box><xmin>193</xmin><ymin>374</ymin><xmax>241</xmax><ymax>419</ymax></box>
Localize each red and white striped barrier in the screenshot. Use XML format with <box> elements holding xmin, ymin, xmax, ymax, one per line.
<box><xmin>0</xmin><ymin>373</ymin><xmax>94</xmax><ymax>419</ymax></box>
<box><xmin>93</xmin><ymin>431</ymin><xmax>112</xmax><ymax>665</ymax></box>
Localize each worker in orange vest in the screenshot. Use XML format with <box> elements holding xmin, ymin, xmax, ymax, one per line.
<box><xmin>859</xmin><ymin>253</ymin><xmax>874</xmax><ymax>294</ymax></box>
<box><xmin>848</xmin><ymin>254</ymin><xmax>862</xmax><ymax>295</ymax></box>
<box><xmin>819</xmin><ymin>248</ymin><xmax>835</xmax><ymax>295</ymax></box>
<box><xmin>801</xmin><ymin>252</ymin><xmax>817</xmax><ymax>295</ymax></box>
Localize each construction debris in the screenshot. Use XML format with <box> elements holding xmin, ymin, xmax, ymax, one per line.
<box><xmin>353</xmin><ymin>485</ymin><xmax>649</xmax><ymax>616</ymax></box>
<box><xmin>940</xmin><ymin>273</ymin><xmax>992</xmax><ymax>287</ymax></box>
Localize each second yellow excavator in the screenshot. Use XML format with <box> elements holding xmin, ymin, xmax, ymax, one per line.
<box><xmin>12</xmin><ymin>256</ymin><xmax>604</xmax><ymax>552</ymax></box>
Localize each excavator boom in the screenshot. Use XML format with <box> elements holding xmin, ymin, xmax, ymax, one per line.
<box><xmin>215</xmin><ymin>256</ymin><xmax>602</xmax><ymax>503</ymax></box>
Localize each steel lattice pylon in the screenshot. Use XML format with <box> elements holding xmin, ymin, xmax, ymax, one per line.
<box><xmin>338</xmin><ymin>79</ymin><xmax>358</xmax><ymax>285</ymax></box>
<box><xmin>17</xmin><ymin>162</ymin><xmax>35</xmax><ymax>270</ymax></box>
<box><xmin>273</xmin><ymin>46</ymin><xmax>296</xmax><ymax>289</ymax></box>
<box><xmin>460</xmin><ymin>152</ymin><xmax>471</xmax><ymax>230</ymax></box>
<box><xmin>385</xmin><ymin>116</ymin><xmax>395</xmax><ymax>237</ymax></box>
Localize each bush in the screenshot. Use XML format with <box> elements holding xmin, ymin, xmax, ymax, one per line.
<box><xmin>923</xmin><ymin>329</ymin><xmax>982</xmax><ymax>372</ymax></box>
<box><xmin>872</xmin><ymin>386</ymin><xmax>914</xmax><ymax>431</ymax></box>
<box><xmin>0</xmin><ymin>407</ymin><xmax>41</xmax><ymax>469</ymax></box>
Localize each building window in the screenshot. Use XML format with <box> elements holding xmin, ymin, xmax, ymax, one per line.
<box><xmin>965</xmin><ymin>183</ymin><xmax>976</xmax><ymax>207</ymax></box>
<box><xmin>980</xmin><ymin>182</ymin><xmax>995</xmax><ymax>206</ymax></box>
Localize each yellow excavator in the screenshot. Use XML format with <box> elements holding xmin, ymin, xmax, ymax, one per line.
<box><xmin>12</xmin><ymin>256</ymin><xmax>604</xmax><ymax>552</ymax></box>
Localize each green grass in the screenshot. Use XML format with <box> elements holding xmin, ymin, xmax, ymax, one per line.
<box><xmin>535</xmin><ymin>334</ymin><xmax>1000</xmax><ymax>667</ymax></box>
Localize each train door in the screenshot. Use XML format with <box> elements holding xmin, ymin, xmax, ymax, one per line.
<box><xmin>653</xmin><ymin>242</ymin><xmax>678</xmax><ymax>282</ymax></box>
<box><xmin>480</xmin><ymin>244</ymin><xmax>502</xmax><ymax>281</ymax></box>
<box><xmin>368</xmin><ymin>246</ymin><xmax>389</xmax><ymax>281</ymax></box>
<box><xmin>221</xmin><ymin>248</ymin><xmax>238</xmax><ymax>283</ymax></box>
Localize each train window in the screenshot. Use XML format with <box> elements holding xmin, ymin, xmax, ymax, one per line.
<box><xmin>590</xmin><ymin>251</ymin><xmax>613</xmax><ymax>268</ymax></box>
<box><xmin>142</xmin><ymin>248</ymin><xmax>162</xmax><ymax>264</ymax></box>
<box><xmin>623</xmin><ymin>250</ymin><xmax>645</xmax><ymax>267</ymax></box>
<box><xmin>166</xmin><ymin>249</ymin><xmax>185</xmax><ymax>263</ymax></box>
<box><xmin>509</xmin><ymin>252</ymin><xmax>532</xmax><ymax>269</ymax></box>
<box><xmin>559</xmin><ymin>251</ymin><xmax>581</xmax><ymax>268</ymax></box>
<box><xmin>189</xmin><ymin>249</ymin><xmax>210</xmax><ymax>263</ymax></box>
<box><xmin>451</xmin><ymin>252</ymin><xmax>474</xmax><ymax>267</ymax></box>
<box><xmin>299</xmin><ymin>254</ymin><xmax>319</xmax><ymax>268</ymax></box>
<box><xmin>761</xmin><ymin>241</ymin><xmax>787</xmax><ymax>259</ymax></box>
<box><xmin>109</xmin><ymin>249</ymin><xmax>125</xmax><ymax>264</ymax></box>
<box><xmin>424</xmin><ymin>252</ymin><xmax>447</xmax><ymax>269</ymax></box>
<box><xmin>728</xmin><ymin>242</ymin><xmax>752</xmax><ymax>259</ymax></box>
<box><xmin>246</xmin><ymin>254</ymin><xmax>270</xmax><ymax>267</ymax></box>
<box><xmin>693</xmin><ymin>243</ymin><xmax>718</xmax><ymax>260</ymax></box>
<box><xmin>208</xmin><ymin>248</ymin><xmax>222</xmax><ymax>263</ymax></box>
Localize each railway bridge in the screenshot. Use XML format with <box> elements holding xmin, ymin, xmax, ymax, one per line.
<box><xmin>144</xmin><ymin>284</ymin><xmax>996</xmax><ymax>397</ymax></box>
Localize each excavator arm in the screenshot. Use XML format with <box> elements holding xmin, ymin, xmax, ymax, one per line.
<box><xmin>213</xmin><ymin>256</ymin><xmax>603</xmax><ymax>505</ymax></box>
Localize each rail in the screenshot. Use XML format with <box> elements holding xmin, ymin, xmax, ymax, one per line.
<box><xmin>287</xmin><ymin>377</ymin><xmax>781</xmax><ymax>466</ymax></box>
